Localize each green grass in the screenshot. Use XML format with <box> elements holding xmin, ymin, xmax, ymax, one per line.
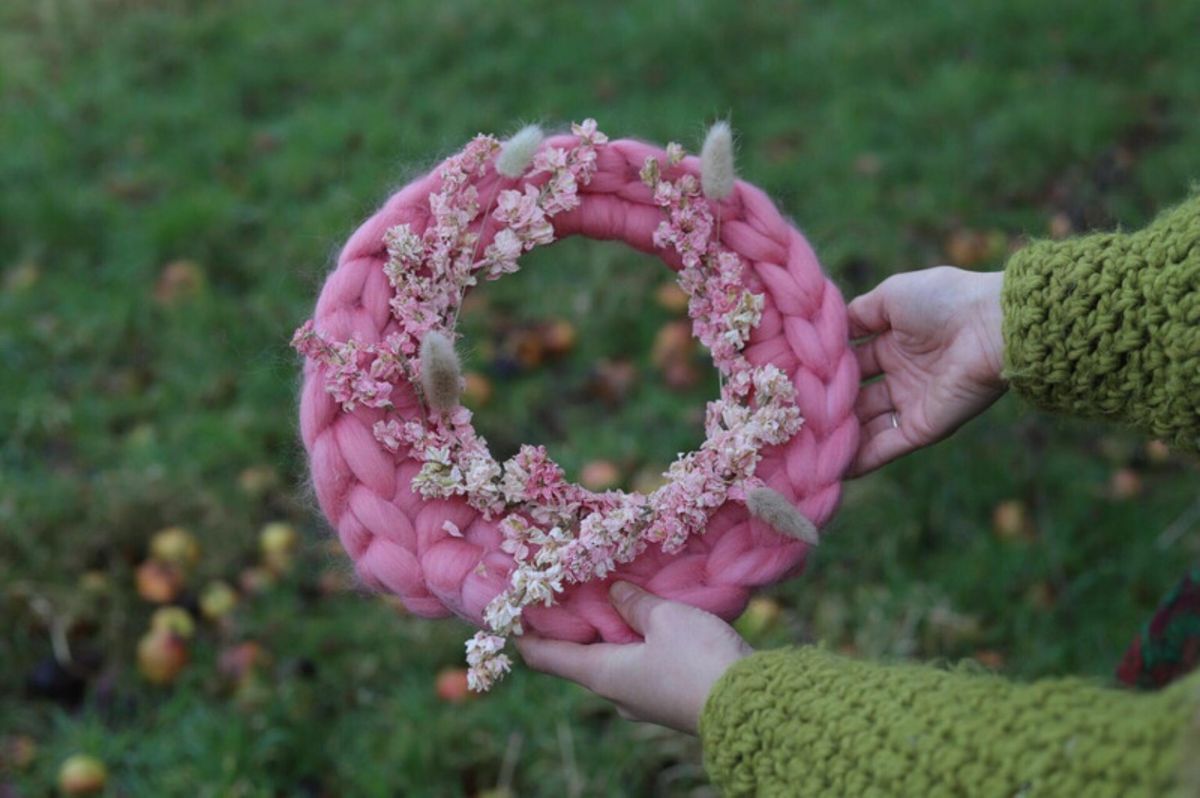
<box><xmin>3</xmin><ymin>0</ymin><xmax>1200</xmax><ymax>794</ymax></box>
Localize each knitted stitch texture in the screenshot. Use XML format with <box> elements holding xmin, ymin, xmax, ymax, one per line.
<box><xmin>1001</xmin><ymin>194</ymin><xmax>1200</xmax><ymax>452</ymax></box>
<box><xmin>700</xmin><ymin>648</ymin><xmax>1200</xmax><ymax>797</ymax></box>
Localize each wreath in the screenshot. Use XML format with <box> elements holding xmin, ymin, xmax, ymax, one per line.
<box><xmin>294</xmin><ymin>120</ymin><xmax>860</xmax><ymax>690</ymax></box>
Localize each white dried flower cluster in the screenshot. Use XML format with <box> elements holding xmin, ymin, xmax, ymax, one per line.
<box><xmin>465</xmin><ymin>632</ymin><xmax>511</xmax><ymax>691</ymax></box>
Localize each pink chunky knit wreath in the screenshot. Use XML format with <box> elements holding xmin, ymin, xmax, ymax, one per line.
<box><xmin>295</xmin><ymin>121</ymin><xmax>859</xmax><ymax>688</ymax></box>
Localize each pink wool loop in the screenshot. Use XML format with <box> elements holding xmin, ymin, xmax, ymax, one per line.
<box><xmin>299</xmin><ymin>133</ymin><xmax>860</xmax><ymax>643</ymax></box>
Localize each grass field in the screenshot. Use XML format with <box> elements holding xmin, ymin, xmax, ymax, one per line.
<box><xmin>3</xmin><ymin>0</ymin><xmax>1200</xmax><ymax>795</ymax></box>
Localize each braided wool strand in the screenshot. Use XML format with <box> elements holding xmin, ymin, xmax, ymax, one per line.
<box><xmin>298</xmin><ymin>135</ymin><xmax>860</xmax><ymax>643</ymax></box>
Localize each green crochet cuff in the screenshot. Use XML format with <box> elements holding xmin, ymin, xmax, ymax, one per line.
<box><xmin>1000</xmin><ymin>195</ymin><xmax>1200</xmax><ymax>452</ymax></box>
<box><xmin>699</xmin><ymin>646</ymin><xmax>1198</xmax><ymax>796</ymax></box>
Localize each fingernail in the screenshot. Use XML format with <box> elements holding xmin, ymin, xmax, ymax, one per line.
<box><xmin>609</xmin><ymin>581</ymin><xmax>634</xmax><ymax>601</ymax></box>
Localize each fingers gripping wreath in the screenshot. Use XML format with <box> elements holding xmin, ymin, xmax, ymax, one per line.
<box><xmin>294</xmin><ymin>121</ymin><xmax>859</xmax><ymax>690</ymax></box>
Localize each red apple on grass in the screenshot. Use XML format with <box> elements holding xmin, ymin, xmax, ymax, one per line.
<box><xmin>435</xmin><ymin>668</ymin><xmax>474</xmax><ymax>704</ymax></box>
<box><xmin>580</xmin><ymin>460</ymin><xmax>621</xmax><ymax>491</ymax></box>
<box><xmin>135</xmin><ymin>560</ymin><xmax>183</xmax><ymax>604</ymax></box>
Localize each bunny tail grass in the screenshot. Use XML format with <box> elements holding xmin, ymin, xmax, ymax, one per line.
<box><xmin>496</xmin><ymin>124</ymin><xmax>544</xmax><ymax>178</ymax></box>
<box><xmin>700</xmin><ymin>121</ymin><xmax>735</xmax><ymax>200</ymax></box>
<box><xmin>419</xmin><ymin>331</ymin><xmax>462</xmax><ymax>412</ymax></box>
<box><xmin>746</xmin><ymin>487</ymin><xmax>819</xmax><ymax>545</ymax></box>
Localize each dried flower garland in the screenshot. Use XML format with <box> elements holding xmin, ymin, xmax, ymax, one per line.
<box><xmin>293</xmin><ymin>120</ymin><xmax>809</xmax><ymax>690</ymax></box>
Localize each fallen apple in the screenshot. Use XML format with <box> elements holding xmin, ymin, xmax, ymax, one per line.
<box><xmin>734</xmin><ymin>596</ymin><xmax>782</xmax><ymax>639</ymax></box>
<box><xmin>991</xmin><ymin>499</ymin><xmax>1032</xmax><ymax>542</ymax></box>
<box><xmin>199</xmin><ymin>580</ymin><xmax>238</xmax><ymax>621</ymax></box>
<box><xmin>1109</xmin><ymin>467</ymin><xmax>1143</xmax><ymax>500</ymax></box>
<box><xmin>541</xmin><ymin>318</ymin><xmax>577</xmax><ymax>357</ymax></box>
<box><xmin>462</xmin><ymin>371</ymin><xmax>493</xmax><ymax>408</ymax></box>
<box><xmin>136</xmin><ymin>629</ymin><xmax>188</xmax><ymax>685</ymax></box>
<box><xmin>58</xmin><ymin>753</ymin><xmax>107</xmax><ymax>796</ymax></box>
<box><xmin>580</xmin><ymin>460</ymin><xmax>621</xmax><ymax>491</ymax></box>
<box><xmin>435</xmin><ymin>667</ymin><xmax>474</xmax><ymax>704</ymax></box>
<box><xmin>149</xmin><ymin>606</ymin><xmax>195</xmax><ymax>639</ymax></box>
<box><xmin>260</xmin><ymin>522</ymin><xmax>298</xmax><ymax>573</ymax></box>
<box><xmin>135</xmin><ymin>560</ymin><xmax>183</xmax><ymax>604</ymax></box>
<box><xmin>150</xmin><ymin>527</ymin><xmax>200</xmax><ymax>570</ymax></box>
<box><xmin>218</xmin><ymin>641</ymin><xmax>270</xmax><ymax>684</ymax></box>
<box><xmin>654</xmin><ymin>281</ymin><xmax>689</xmax><ymax>314</ymax></box>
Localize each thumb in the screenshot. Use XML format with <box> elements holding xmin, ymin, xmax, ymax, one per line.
<box><xmin>609</xmin><ymin>581</ymin><xmax>663</xmax><ymax>635</ymax></box>
<box><xmin>847</xmin><ymin>285</ymin><xmax>889</xmax><ymax>340</ymax></box>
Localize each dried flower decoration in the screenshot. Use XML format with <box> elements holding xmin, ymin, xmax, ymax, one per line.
<box><xmin>746</xmin><ymin>487</ymin><xmax>819</xmax><ymax>545</ymax></box>
<box><xmin>700</xmin><ymin>121</ymin><xmax>735</xmax><ymax>200</ymax></box>
<box><xmin>293</xmin><ymin>120</ymin><xmax>819</xmax><ymax>691</ymax></box>
<box><xmin>419</xmin><ymin>331</ymin><xmax>462</xmax><ymax>412</ymax></box>
<box><xmin>495</xmin><ymin>124</ymin><xmax>545</xmax><ymax>179</ymax></box>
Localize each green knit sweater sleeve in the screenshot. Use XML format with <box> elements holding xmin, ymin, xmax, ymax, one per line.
<box><xmin>1001</xmin><ymin>194</ymin><xmax>1200</xmax><ymax>451</ymax></box>
<box><xmin>699</xmin><ymin>647</ymin><xmax>1200</xmax><ymax>797</ymax></box>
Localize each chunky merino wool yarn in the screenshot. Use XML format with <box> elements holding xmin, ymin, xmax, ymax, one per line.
<box><xmin>297</xmin><ymin>127</ymin><xmax>859</xmax><ymax>645</ymax></box>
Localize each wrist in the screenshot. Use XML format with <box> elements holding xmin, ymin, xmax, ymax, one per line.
<box><xmin>693</xmin><ymin>646</ymin><xmax>751</xmax><ymax>734</ymax></box>
<box><xmin>970</xmin><ymin>271</ymin><xmax>1007</xmax><ymax>388</ymax></box>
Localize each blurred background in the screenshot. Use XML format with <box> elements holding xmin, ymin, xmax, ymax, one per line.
<box><xmin>3</xmin><ymin>0</ymin><xmax>1200</xmax><ymax>795</ymax></box>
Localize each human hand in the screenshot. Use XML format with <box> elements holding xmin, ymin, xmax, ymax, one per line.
<box><xmin>848</xmin><ymin>267</ymin><xmax>1006</xmax><ymax>476</ymax></box>
<box><xmin>516</xmin><ymin>582</ymin><xmax>752</xmax><ymax>735</ymax></box>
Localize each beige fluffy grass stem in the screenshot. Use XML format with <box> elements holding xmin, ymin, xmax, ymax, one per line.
<box><xmin>496</xmin><ymin>124</ymin><xmax>544</xmax><ymax>179</ymax></box>
<box><xmin>746</xmin><ymin>487</ymin><xmax>819</xmax><ymax>545</ymax></box>
<box><xmin>419</xmin><ymin>331</ymin><xmax>462</xmax><ymax>412</ymax></box>
<box><xmin>700</xmin><ymin>121</ymin><xmax>735</xmax><ymax>201</ymax></box>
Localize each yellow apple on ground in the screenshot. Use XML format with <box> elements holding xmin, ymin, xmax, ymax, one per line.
<box><xmin>58</xmin><ymin>753</ymin><xmax>108</xmax><ymax>796</ymax></box>
<box><xmin>199</xmin><ymin>580</ymin><xmax>238</xmax><ymax>621</ymax></box>
<box><xmin>150</xmin><ymin>606</ymin><xmax>195</xmax><ymax>639</ymax></box>
<box><xmin>991</xmin><ymin>499</ymin><xmax>1033</xmax><ymax>542</ymax></box>
<box><xmin>150</xmin><ymin>526</ymin><xmax>200</xmax><ymax>570</ymax></box>
<box><xmin>137</xmin><ymin>629</ymin><xmax>189</xmax><ymax>685</ymax></box>
<box><xmin>654</xmin><ymin>281</ymin><xmax>689</xmax><ymax>313</ymax></box>
<box><xmin>541</xmin><ymin>318</ymin><xmax>577</xmax><ymax>357</ymax></box>
<box><xmin>260</xmin><ymin>522</ymin><xmax>299</xmax><ymax>573</ymax></box>
<box><xmin>734</xmin><ymin>596</ymin><xmax>782</xmax><ymax>640</ymax></box>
